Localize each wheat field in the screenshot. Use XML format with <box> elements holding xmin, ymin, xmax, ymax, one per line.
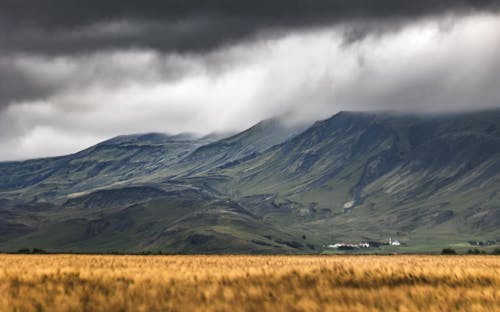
<box><xmin>0</xmin><ymin>255</ymin><xmax>498</xmax><ymax>311</ymax></box>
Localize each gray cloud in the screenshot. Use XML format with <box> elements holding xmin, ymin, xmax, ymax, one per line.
<box><xmin>0</xmin><ymin>0</ymin><xmax>498</xmax><ymax>111</ymax></box>
<box><xmin>3</xmin><ymin>1</ymin><xmax>499</xmax><ymax>27</ymax></box>
<box><xmin>0</xmin><ymin>1</ymin><xmax>499</xmax><ymax>56</ymax></box>
<box><xmin>0</xmin><ymin>2</ymin><xmax>499</xmax><ymax>160</ymax></box>
<box><xmin>273</xmin><ymin>16</ymin><xmax>500</xmax><ymax>120</ymax></box>
<box><xmin>0</xmin><ymin>57</ymin><xmax>62</xmax><ymax>110</ymax></box>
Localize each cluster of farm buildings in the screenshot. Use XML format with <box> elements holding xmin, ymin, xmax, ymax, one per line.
<box><xmin>327</xmin><ymin>237</ymin><xmax>401</xmax><ymax>249</ymax></box>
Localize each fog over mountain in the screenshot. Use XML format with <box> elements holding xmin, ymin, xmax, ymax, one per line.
<box><xmin>0</xmin><ymin>1</ymin><xmax>500</xmax><ymax>160</ymax></box>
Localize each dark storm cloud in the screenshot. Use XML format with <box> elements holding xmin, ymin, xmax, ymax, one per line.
<box><xmin>0</xmin><ymin>0</ymin><xmax>498</xmax><ymax>109</ymax></box>
<box><xmin>2</xmin><ymin>1</ymin><xmax>499</xmax><ymax>27</ymax></box>
<box><xmin>0</xmin><ymin>60</ymin><xmax>54</xmax><ymax>109</ymax></box>
<box><xmin>0</xmin><ymin>0</ymin><xmax>497</xmax><ymax>110</ymax></box>
<box><xmin>0</xmin><ymin>0</ymin><xmax>499</xmax><ymax>55</ymax></box>
<box><xmin>0</xmin><ymin>1</ymin><xmax>500</xmax><ymax>160</ymax></box>
<box><xmin>0</xmin><ymin>50</ymin><xmax>208</xmax><ymax>110</ymax></box>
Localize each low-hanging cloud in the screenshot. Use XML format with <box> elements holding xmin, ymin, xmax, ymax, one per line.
<box><xmin>0</xmin><ymin>2</ymin><xmax>499</xmax><ymax>160</ymax></box>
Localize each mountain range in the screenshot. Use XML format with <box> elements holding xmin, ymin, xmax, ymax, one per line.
<box><xmin>1</xmin><ymin>110</ymin><xmax>499</xmax><ymax>253</ymax></box>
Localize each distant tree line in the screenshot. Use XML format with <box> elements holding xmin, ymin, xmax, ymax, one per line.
<box><xmin>1</xmin><ymin>247</ymin><xmax>499</xmax><ymax>255</ymax></box>
<box><xmin>441</xmin><ymin>248</ymin><xmax>500</xmax><ymax>255</ymax></box>
<box><xmin>16</xmin><ymin>248</ymin><xmax>47</xmax><ymax>254</ymax></box>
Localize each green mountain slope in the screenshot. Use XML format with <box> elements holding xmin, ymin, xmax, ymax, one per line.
<box><xmin>0</xmin><ymin>133</ymin><xmax>210</xmax><ymax>203</ymax></box>
<box><xmin>152</xmin><ymin>118</ymin><xmax>306</xmax><ymax>179</ymax></box>
<box><xmin>0</xmin><ymin>184</ymin><xmax>311</xmax><ymax>253</ymax></box>
<box><xmin>212</xmin><ymin>111</ymin><xmax>500</xmax><ymax>249</ymax></box>
<box><xmin>0</xmin><ymin>111</ymin><xmax>499</xmax><ymax>253</ymax></box>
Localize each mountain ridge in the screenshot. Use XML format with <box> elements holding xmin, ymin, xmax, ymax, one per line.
<box><xmin>0</xmin><ymin>110</ymin><xmax>499</xmax><ymax>253</ymax></box>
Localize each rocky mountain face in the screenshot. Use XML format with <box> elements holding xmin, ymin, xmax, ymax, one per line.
<box><xmin>0</xmin><ymin>111</ymin><xmax>499</xmax><ymax>253</ymax></box>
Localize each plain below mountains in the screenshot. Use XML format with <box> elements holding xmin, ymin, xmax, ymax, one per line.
<box><xmin>0</xmin><ymin>111</ymin><xmax>499</xmax><ymax>253</ymax></box>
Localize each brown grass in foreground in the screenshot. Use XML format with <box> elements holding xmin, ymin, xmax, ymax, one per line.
<box><xmin>0</xmin><ymin>255</ymin><xmax>498</xmax><ymax>311</ymax></box>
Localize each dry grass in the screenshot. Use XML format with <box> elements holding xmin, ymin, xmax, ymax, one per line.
<box><xmin>0</xmin><ymin>255</ymin><xmax>498</xmax><ymax>311</ymax></box>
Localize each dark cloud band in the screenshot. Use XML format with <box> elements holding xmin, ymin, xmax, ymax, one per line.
<box><xmin>0</xmin><ymin>0</ymin><xmax>498</xmax><ymax>56</ymax></box>
<box><xmin>2</xmin><ymin>1</ymin><xmax>499</xmax><ymax>27</ymax></box>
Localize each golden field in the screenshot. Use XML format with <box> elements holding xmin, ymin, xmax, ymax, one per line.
<box><xmin>0</xmin><ymin>255</ymin><xmax>498</xmax><ymax>311</ymax></box>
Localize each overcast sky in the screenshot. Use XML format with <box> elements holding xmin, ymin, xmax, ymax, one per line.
<box><xmin>1</xmin><ymin>1</ymin><xmax>500</xmax><ymax>160</ymax></box>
